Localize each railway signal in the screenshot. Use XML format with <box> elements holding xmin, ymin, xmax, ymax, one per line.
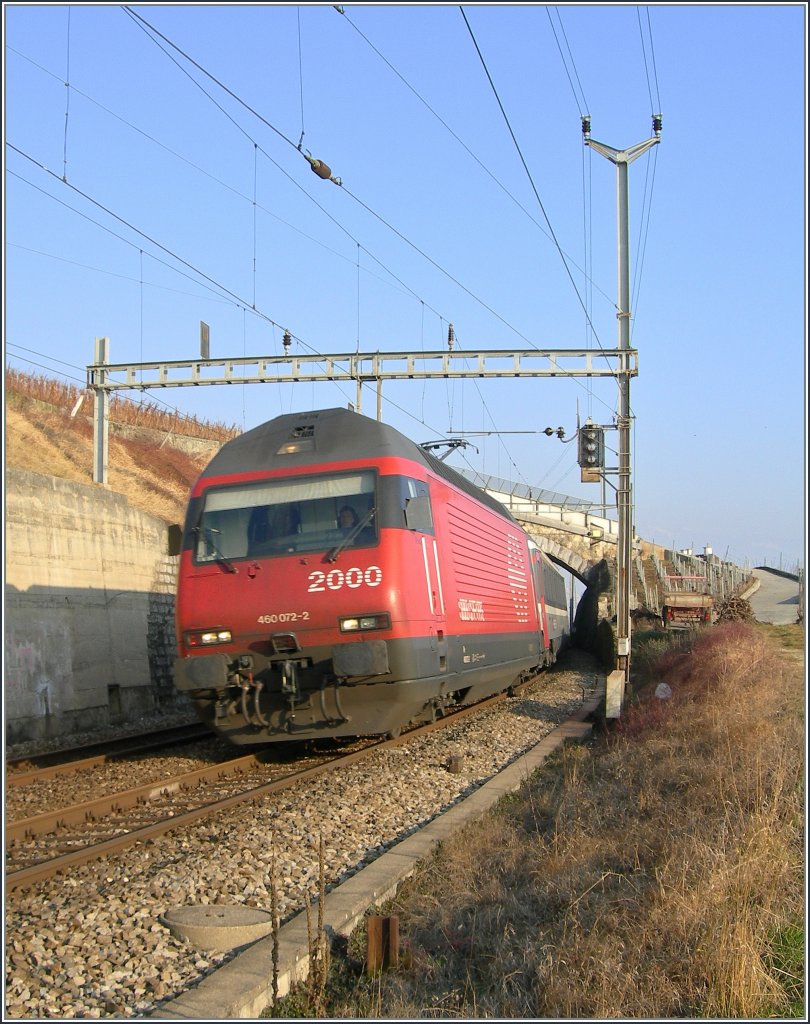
<box><xmin>577</xmin><ymin>423</ymin><xmax>604</xmax><ymax>483</ymax></box>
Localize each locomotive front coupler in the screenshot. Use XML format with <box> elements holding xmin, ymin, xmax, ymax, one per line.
<box><xmin>280</xmin><ymin>659</ymin><xmax>299</xmax><ymax>699</ymax></box>
<box><xmin>320</xmin><ymin>674</ymin><xmax>350</xmax><ymax>725</ymax></box>
<box><xmin>236</xmin><ymin>670</ymin><xmax>271</xmax><ymax>730</ymax></box>
<box><xmin>222</xmin><ymin>655</ymin><xmax>270</xmax><ymax>729</ymax></box>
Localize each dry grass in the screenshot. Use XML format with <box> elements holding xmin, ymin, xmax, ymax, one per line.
<box><xmin>277</xmin><ymin>624</ymin><xmax>805</xmax><ymax>1019</ymax></box>
<box><xmin>5</xmin><ymin>368</ymin><xmax>238</xmax><ymax>523</ymax></box>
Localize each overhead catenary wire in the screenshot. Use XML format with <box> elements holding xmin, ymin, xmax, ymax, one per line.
<box><xmin>20</xmin><ymin>7</ymin><xmax>623</xmax><ymax>412</ymax></box>
<box><xmin>296</xmin><ymin>6</ymin><xmax>306</xmax><ymax>150</ymax></box>
<box><xmin>458</xmin><ymin>10</ymin><xmax>628</xmax><ymax>489</ymax></box>
<box><xmin>545</xmin><ymin>6</ymin><xmax>589</xmax><ymax>116</ymax></box>
<box><xmin>13</xmin><ymin>18</ymin><xmax>621</xmax><ymax>433</ymax></box>
<box><xmin>7</xmin><ymin>171</ymin><xmax>245</xmax><ymax>305</ymax></box>
<box><xmin>638</xmin><ymin>6</ymin><xmax>663</xmax><ymax>116</ymax></box>
<box><xmin>9</xmin><ymin>145</ymin><xmax>384</xmax><ymax>425</ymax></box>
<box><xmin>459</xmin><ymin>5</ymin><xmax>607</xmax><ymax>354</ymax></box>
<box><xmin>335</xmin><ymin>182</ymin><xmax>534</xmax><ymax>345</ymax></box>
<box><xmin>9</xmin><ymin>145</ymin><xmax>296</xmax><ymax>342</ymax></box>
<box><xmin>446</xmin><ymin>323</ymin><xmax>567</xmax><ymax>492</ymax></box>
<box><xmin>630</xmin><ymin>7</ymin><xmax>663</xmax><ymax>334</ymax></box>
<box><xmin>12</xmin><ymin>152</ymin><xmax>590</xmax><ymax>467</ymax></box>
<box><xmin>62</xmin><ymin>5</ymin><xmax>71</xmax><ymax>182</ymax></box>
<box><xmin>630</xmin><ymin>147</ymin><xmax>659</xmax><ymax>337</ymax></box>
<box><xmin>10</xmin><ymin>145</ymin><xmax>427</xmax><ymax>422</ymax></box>
<box><xmin>630</xmin><ymin>7</ymin><xmax>664</xmax><ymax>537</ymax></box>
<box><xmin>325</xmin><ymin>12</ymin><xmax>634</xmax><ymax>483</ymax></box>
<box><xmin>646</xmin><ymin>9</ymin><xmax>663</xmax><ymax>113</ymax></box>
<box><xmin>544</xmin><ymin>4</ymin><xmax>597</xmax><ymax>418</ymax></box>
<box><xmin>6</xmin><ymin>344</ymin><xmax>226</xmax><ymax>427</ymax></box>
<box><xmin>8</xmin><ymin>345</ymin><xmax>90</xmax><ymax>385</ymax></box>
<box><xmin>121</xmin><ymin>6</ymin><xmax>550</xmax><ymax>346</ymax></box>
<box><xmin>252</xmin><ymin>143</ymin><xmax>258</xmax><ymax>310</ymax></box>
<box><xmin>6</xmin><ymin>237</ymin><xmax>229</xmax><ymax>301</ymax></box>
<box><xmin>540</xmin><ymin>5</ymin><xmax>664</xmax><ymax>423</ymax></box>
<box><xmin>458</xmin><ymin>3</ymin><xmax>625</xmax><ymax>449</ymax></box>
<box><xmin>6</xmin><ymin>197</ymin><xmax>472</xmax><ymax>455</ymax></box>
<box><xmin>335</xmin><ymin>5</ymin><xmax>616</xmax><ymax>313</ymax></box>
<box><xmin>8</xmin><ymin>36</ymin><xmax>461</xmax><ymax>340</ymax></box>
<box><xmin>8</xmin><ymin>44</ymin><xmax>442</xmax><ymax>321</ymax></box>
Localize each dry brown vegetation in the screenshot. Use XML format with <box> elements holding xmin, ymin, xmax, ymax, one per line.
<box><xmin>275</xmin><ymin>623</ymin><xmax>805</xmax><ymax>1019</ymax></box>
<box><xmin>5</xmin><ymin>368</ymin><xmax>239</xmax><ymax>523</ymax></box>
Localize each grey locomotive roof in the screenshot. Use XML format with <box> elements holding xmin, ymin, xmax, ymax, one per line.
<box><xmin>201</xmin><ymin>407</ymin><xmax>516</xmax><ymax>523</ymax></box>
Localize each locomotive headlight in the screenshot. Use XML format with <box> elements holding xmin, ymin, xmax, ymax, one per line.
<box><xmin>186</xmin><ymin>628</ymin><xmax>233</xmax><ymax>648</ymax></box>
<box><xmin>339</xmin><ymin>613</ymin><xmax>391</xmax><ymax>633</ymax></box>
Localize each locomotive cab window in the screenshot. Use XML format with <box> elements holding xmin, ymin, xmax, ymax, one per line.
<box><xmin>401</xmin><ymin>478</ymin><xmax>434</xmax><ymax>533</ymax></box>
<box><xmin>193</xmin><ymin>471</ymin><xmax>377</xmax><ymax>562</ymax></box>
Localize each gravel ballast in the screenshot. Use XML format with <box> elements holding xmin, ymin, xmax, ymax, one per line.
<box><xmin>4</xmin><ymin>657</ymin><xmax>601</xmax><ymax>1019</ymax></box>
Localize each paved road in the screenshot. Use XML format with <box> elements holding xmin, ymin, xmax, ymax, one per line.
<box><xmin>748</xmin><ymin>568</ymin><xmax>803</xmax><ymax>625</ymax></box>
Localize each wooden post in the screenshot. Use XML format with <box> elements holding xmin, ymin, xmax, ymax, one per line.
<box><xmin>366</xmin><ymin>915</ymin><xmax>399</xmax><ymax>973</ymax></box>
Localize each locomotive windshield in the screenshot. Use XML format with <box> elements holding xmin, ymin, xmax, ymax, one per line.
<box><xmin>193</xmin><ymin>471</ymin><xmax>377</xmax><ymax>562</ymax></box>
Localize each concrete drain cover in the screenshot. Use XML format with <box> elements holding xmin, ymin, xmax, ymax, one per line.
<box><xmin>160</xmin><ymin>905</ymin><xmax>275</xmax><ymax>952</ymax></box>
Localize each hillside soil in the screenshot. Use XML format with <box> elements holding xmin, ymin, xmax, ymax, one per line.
<box><xmin>5</xmin><ymin>377</ymin><xmax>227</xmax><ymax>524</ymax></box>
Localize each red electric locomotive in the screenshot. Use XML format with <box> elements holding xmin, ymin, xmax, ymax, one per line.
<box><xmin>173</xmin><ymin>407</ymin><xmax>569</xmax><ymax>745</ymax></box>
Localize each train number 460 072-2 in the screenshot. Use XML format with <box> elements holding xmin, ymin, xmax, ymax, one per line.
<box><xmin>307</xmin><ymin>566</ymin><xmax>383</xmax><ymax>592</ymax></box>
<box><xmin>257</xmin><ymin>611</ymin><xmax>310</xmax><ymax>624</ymax></box>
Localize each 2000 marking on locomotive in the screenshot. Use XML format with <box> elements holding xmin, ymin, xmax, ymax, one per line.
<box><xmin>307</xmin><ymin>566</ymin><xmax>382</xmax><ymax>591</ymax></box>
<box><xmin>172</xmin><ymin>407</ymin><xmax>569</xmax><ymax>746</ymax></box>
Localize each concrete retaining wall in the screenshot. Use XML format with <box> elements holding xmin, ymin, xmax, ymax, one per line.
<box><xmin>4</xmin><ymin>469</ymin><xmax>181</xmax><ymax>746</ymax></box>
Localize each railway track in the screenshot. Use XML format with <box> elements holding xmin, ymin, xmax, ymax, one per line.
<box><xmin>5</xmin><ymin>721</ymin><xmax>211</xmax><ymax>785</ymax></box>
<box><xmin>5</xmin><ymin>675</ymin><xmax>549</xmax><ymax>893</ymax></box>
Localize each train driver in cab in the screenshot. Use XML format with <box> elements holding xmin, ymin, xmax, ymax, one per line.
<box><xmin>337</xmin><ymin>505</ymin><xmax>359</xmax><ymax>533</ymax></box>
<box><xmin>337</xmin><ymin>503</ymin><xmax>375</xmax><ymax>546</ymax></box>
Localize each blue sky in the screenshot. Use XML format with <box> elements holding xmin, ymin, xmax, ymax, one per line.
<box><xmin>4</xmin><ymin>2</ymin><xmax>807</xmax><ymax>572</ymax></box>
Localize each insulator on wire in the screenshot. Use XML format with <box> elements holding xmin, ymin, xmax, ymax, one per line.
<box><xmin>447</xmin><ymin>323</ymin><xmax>455</xmax><ymax>351</ymax></box>
<box><xmin>653</xmin><ymin>113</ymin><xmax>663</xmax><ymax>136</ymax></box>
<box><xmin>581</xmin><ymin>115</ymin><xmax>591</xmax><ymax>138</ymax></box>
<box><xmin>282</xmin><ymin>330</ymin><xmax>291</xmax><ymax>353</ymax></box>
<box><xmin>310</xmin><ymin>159</ymin><xmax>332</xmax><ymax>180</ymax></box>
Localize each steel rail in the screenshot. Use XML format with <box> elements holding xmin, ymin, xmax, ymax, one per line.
<box><xmin>6</xmin><ymin>723</ymin><xmax>210</xmax><ymax>786</ymax></box>
<box><xmin>6</xmin><ymin>748</ymin><xmax>288</xmax><ymax>842</ymax></box>
<box><xmin>5</xmin><ymin>673</ymin><xmax>569</xmax><ymax>893</ymax></box>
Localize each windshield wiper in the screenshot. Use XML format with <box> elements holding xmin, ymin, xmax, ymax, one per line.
<box><xmin>194</xmin><ymin>526</ymin><xmax>238</xmax><ymax>573</ymax></box>
<box><xmin>325</xmin><ymin>507</ymin><xmax>376</xmax><ymax>563</ymax></box>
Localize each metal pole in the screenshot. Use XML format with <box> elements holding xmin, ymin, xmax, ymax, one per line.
<box><xmin>584</xmin><ymin>115</ymin><xmax>661</xmax><ymax>683</ymax></box>
<box><xmin>92</xmin><ymin>336</ymin><xmax>110</xmax><ymax>485</ymax></box>
<box><xmin>616</xmin><ymin>158</ymin><xmax>632</xmax><ymax>679</ymax></box>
